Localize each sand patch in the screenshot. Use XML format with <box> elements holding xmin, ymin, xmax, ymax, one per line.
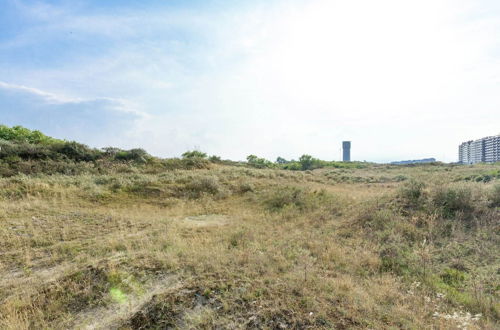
<box><xmin>179</xmin><ymin>214</ymin><xmax>230</xmax><ymax>227</ymax></box>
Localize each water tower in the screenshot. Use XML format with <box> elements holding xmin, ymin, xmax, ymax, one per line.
<box><xmin>342</xmin><ymin>141</ymin><xmax>351</xmax><ymax>162</ymax></box>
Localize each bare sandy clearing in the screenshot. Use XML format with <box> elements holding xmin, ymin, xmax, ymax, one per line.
<box><xmin>179</xmin><ymin>214</ymin><xmax>231</xmax><ymax>228</ymax></box>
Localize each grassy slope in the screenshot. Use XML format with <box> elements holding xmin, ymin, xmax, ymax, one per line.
<box><xmin>0</xmin><ymin>164</ymin><xmax>498</xmax><ymax>329</ymax></box>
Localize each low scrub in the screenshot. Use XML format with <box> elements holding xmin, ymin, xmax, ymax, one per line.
<box><xmin>162</xmin><ymin>158</ymin><xmax>211</xmax><ymax>170</ymax></box>
<box><xmin>398</xmin><ymin>180</ymin><xmax>426</xmax><ymax>209</ymax></box>
<box><xmin>175</xmin><ymin>176</ymin><xmax>228</xmax><ymax>199</ymax></box>
<box><xmin>264</xmin><ymin>186</ymin><xmax>333</xmax><ymax>212</ymax></box>
<box><xmin>430</xmin><ymin>185</ymin><xmax>475</xmax><ymax>219</ymax></box>
<box><xmin>0</xmin><ymin>127</ymin><xmax>498</xmax><ymax>328</ymax></box>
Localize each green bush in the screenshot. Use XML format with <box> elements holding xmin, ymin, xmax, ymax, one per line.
<box><xmin>0</xmin><ymin>140</ymin><xmax>56</xmax><ymax>160</ymax></box>
<box><xmin>298</xmin><ymin>155</ymin><xmax>317</xmax><ymax>170</ymax></box>
<box><xmin>398</xmin><ymin>180</ymin><xmax>426</xmax><ymax>208</ymax></box>
<box><xmin>281</xmin><ymin>162</ymin><xmax>302</xmax><ymax>171</ymax></box>
<box><xmin>53</xmin><ymin>142</ymin><xmax>101</xmax><ymax>162</ymax></box>
<box><xmin>0</xmin><ymin>138</ymin><xmax>102</xmax><ymax>162</ymax></box>
<box><xmin>431</xmin><ymin>185</ymin><xmax>474</xmax><ymax>218</ymax></box>
<box><xmin>440</xmin><ymin>268</ymin><xmax>467</xmax><ymax>288</ymax></box>
<box><xmin>277</xmin><ymin>158</ymin><xmax>368</xmax><ymax>171</ymax></box>
<box><xmin>276</xmin><ymin>157</ymin><xmax>289</xmax><ymax>164</ymax></box>
<box><xmin>208</xmin><ymin>155</ymin><xmax>221</xmax><ymax>163</ymax></box>
<box><xmin>247</xmin><ymin>155</ymin><xmax>274</xmax><ymax>169</ymax></box>
<box><xmin>182</xmin><ymin>150</ymin><xmax>207</xmax><ymax>159</ymax></box>
<box><xmin>463</xmin><ymin>171</ymin><xmax>500</xmax><ymax>183</ymax></box>
<box><xmin>114</xmin><ymin>148</ymin><xmax>149</xmax><ymax>163</ymax></box>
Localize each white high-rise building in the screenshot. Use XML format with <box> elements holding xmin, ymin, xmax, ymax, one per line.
<box><xmin>459</xmin><ymin>135</ymin><xmax>500</xmax><ymax>164</ymax></box>
<box><xmin>459</xmin><ymin>141</ymin><xmax>472</xmax><ymax>164</ymax></box>
<box><xmin>484</xmin><ymin>135</ymin><xmax>500</xmax><ymax>163</ymax></box>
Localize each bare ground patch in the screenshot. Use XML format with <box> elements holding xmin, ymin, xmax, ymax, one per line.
<box><xmin>179</xmin><ymin>214</ymin><xmax>231</xmax><ymax>228</ymax></box>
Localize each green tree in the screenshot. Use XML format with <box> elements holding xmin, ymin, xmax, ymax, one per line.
<box><xmin>0</xmin><ymin>125</ymin><xmax>61</xmax><ymax>144</ymax></box>
<box><xmin>276</xmin><ymin>157</ymin><xmax>288</xmax><ymax>164</ymax></box>
<box><xmin>299</xmin><ymin>154</ymin><xmax>314</xmax><ymax>170</ymax></box>
<box><xmin>247</xmin><ymin>155</ymin><xmax>258</xmax><ymax>163</ymax></box>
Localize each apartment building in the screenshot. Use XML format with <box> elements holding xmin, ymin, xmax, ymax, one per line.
<box><xmin>459</xmin><ymin>135</ymin><xmax>500</xmax><ymax>164</ymax></box>
<box><xmin>484</xmin><ymin>135</ymin><xmax>500</xmax><ymax>162</ymax></box>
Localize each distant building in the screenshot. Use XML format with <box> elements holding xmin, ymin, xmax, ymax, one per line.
<box><xmin>391</xmin><ymin>158</ymin><xmax>436</xmax><ymax>165</ymax></box>
<box><xmin>459</xmin><ymin>135</ymin><xmax>500</xmax><ymax>164</ymax></box>
<box><xmin>342</xmin><ymin>141</ymin><xmax>351</xmax><ymax>162</ymax></box>
<box><xmin>459</xmin><ymin>141</ymin><xmax>472</xmax><ymax>164</ymax></box>
<box><xmin>484</xmin><ymin>135</ymin><xmax>500</xmax><ymax>163</ymax></box>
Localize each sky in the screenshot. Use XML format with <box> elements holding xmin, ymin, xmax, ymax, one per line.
<box><xmin>1</xmin><ymin>0</ymin><xmax>500</xmax><ymax>163</ymax></box>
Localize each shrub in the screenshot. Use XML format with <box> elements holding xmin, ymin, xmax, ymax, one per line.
<box><xmin>393</xmin><ymin>175</ymin><xmax>408</xmax><ymax>182</ymax></box>
<box><xmin>264</xmin><ymin>186</ymin><xmax>331</xmax><ymax>212</ymax></box>
<box><xmin>178</xmin><ymin>176</ymin><xmax>227</xmax><ymax>199</ymax></box>
<box><xmin>265</xmin><ymin>186</ymin><xmax>307</xmax><ymax>211</ymax></box>
<box><xmin>278</xmin><ymin>158</ymin><xmax>368</xmax><ymax>171</ymax></box>
<box><xmin>162</xmin><ymin>158</ymin><xmax>211</xmax><ymax>170</ymax></box>
<box><xmin>359</xmin><ymin>208</ymin><xmax>396</xmax><ymax>231</ymax></box>
<box><xmin>52</xmin><ymin>142</ymin><xmax>100</xmax><ymax>162</ymax></box>
<box><xmin>281</xmin><ymin>162</ymin><xmax>302</xmax><ymax>171</ymax></box>
<box><xmin>182</xmin><ymin>150</ymin><xmax>207</xmax><ymax>159</ymax></box>
<box><xmin>398</xmin><ymin>180</ymin><xmax>426</xmax><ymax>209</ymax></box>
<box><xmin>379</xmin><ymin>246</ymin><xmax>412</xmax><ymax>275</ymax></box>
<box><xmin>114</xmin><ymin>148</ymin><xmax>150</xmax><ymax>163</ymax></box>
<box><xmin>180</xmin><ymin>157</ymin><xmax>211</xmax><ymax>169</ymax></box>
<box><xmin>276</xmin><ymin>157</ymin><xmax>289</xmax><ymax>164</ymax></box>
<box><xmin>208</xmin><ymin>155</ymin><xmax>221</xmax><ymax>163</ymax></box>
<box><xmin>488</xmin><ymin>184</ymin><xmax>500</xmax><ymax>207</ymax></box>
<box><xmin>247</xmin><ymin>155</ymin><xmax>274</xmax><ymax>169</ymax></box>
<box><xmin>236</xmin><ymin>182</ymin><xmax>254</xmax><ymax>194</ymax></box>
<box><xmin>0</xmin><ymin>140</ymin><xmax>56</xmax><ymax>160</ymax></box>
<box><xmin>440</xmin><ymin>268</ymin><xmax>467</xmax><ymax>288</ymax></box>
<box><xmin>299</xmin><ymin>155</ymin><xmax>315</xmax><ymax>170</ymax></box>
<box><xmin>431</xmin><ymin>185</ymin><xmax>474</xmax><ymax>218</ymax></box>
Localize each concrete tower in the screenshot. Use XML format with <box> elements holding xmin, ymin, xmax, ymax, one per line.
<box><xmin>342</xmin><ymin>141</ymin><xmax>351</xmax><ymax>162</ymax></box>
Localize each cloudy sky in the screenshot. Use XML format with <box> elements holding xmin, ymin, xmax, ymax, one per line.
<box><xmin>1</xmin><ymin>0</ymin><xmax>499</xmax><ymax>162</ymax></box>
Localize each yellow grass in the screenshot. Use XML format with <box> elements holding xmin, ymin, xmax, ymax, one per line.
<box><xmin>0</xmin><ymin>164</ymin><xmax>498</xmax><ymax>329</ymax></box>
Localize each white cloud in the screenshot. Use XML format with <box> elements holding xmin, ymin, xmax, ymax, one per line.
<box><xmin>0</xmin><ymin>80</ymin><xmax>148</xmax><ymax>118</ymax></box>
<box><xmin>0</xmin><ymin>81</ymin><xmax>77</xmax><ymax>104</ymax></box>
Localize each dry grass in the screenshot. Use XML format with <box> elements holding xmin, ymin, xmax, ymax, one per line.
<box><xmin>0</xmin><ymin>164</ymin><xmax>498</xmax><ymax>329</ymax></box>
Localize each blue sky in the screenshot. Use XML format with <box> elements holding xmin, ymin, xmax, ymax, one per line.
<box><xmin>1</xmin><ymin>0</ymin><xmax>500</xmax><ymax>162</ymax></box>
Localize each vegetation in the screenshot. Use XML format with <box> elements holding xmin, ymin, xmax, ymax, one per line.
<box><xmin>0</xmin><ymin>125</ymin><xmax>62</xmax><ymax>145</ymax></box>
<box><xmin>182</xmin><ymin>150</ymin><xmax>208</xmax><ymax>159</ymax></box>
<box><xmin>0</xmin><ymin>126</ymin><xmax>223</xmax><ymax>176</ymax></box>
<box><xmin>0</xmin><ymin>126</ymin><xmax>498</xmax><ymax>329</ymax></box>
<box><xmin>247</xmin><ymin>154</ymin><xmax>368</xmax><ymax>171</ymax></box>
